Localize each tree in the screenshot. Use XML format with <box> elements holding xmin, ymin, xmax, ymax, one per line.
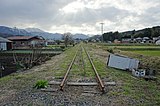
<box><xmin>131</xmin><ymin>29</ymin><xmax>135</xmax><ymax>39</ymax></box>
<box><xmin>62</xmin><ymin>32</ymin><xmax>73</xmax><ymax>47</ymax></box>
<box><xmin>144</xmin><ymin>28</ymin><xmax>152</xmax><ymax>38</ymax></box>
<box><xmin>103</xmin><ymin>31</ymin><xmax>121</xmax><ymax>42</ymax></box>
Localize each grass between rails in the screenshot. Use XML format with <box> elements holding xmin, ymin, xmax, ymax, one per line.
<box><xmin>54</xmin><ymin>45</ymin><xmax>80</xmax><ymax>79</ymax></box>
<box><xmin>57</xmin><ymin>43</ymin><xmax>100</xmax><ymax>79</ymax></box>
<box><xmin>85</xmin><ymin>44</ymin><xmax>108</xmax><ymax>78</ymax></box>
<box><xmin>81</xmin><ymin>46</ymin><xmax>95</xmax><ymax>78</ymax></box>
<box><xmin>54</xmin><ymin>42</ymin><xmax>108</xmax><ymax>81</ymax></box>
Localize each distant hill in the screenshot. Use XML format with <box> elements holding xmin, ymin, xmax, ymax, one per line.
<box><xmin>73</xmin><ymin>33</ymin><xmax>89</xmax><ymax>39</ymax></box>
<box><xmin>0</xmin><ymin>26</ymin><xmax>90</xmax><ymax>40</ymax></box>
<box><xmin>25</xmin><ymin>28</ymin><xmax>63</xmax><ymax>40</ymax></box>
<box><xmin>88</xmin><ymin>35</ymin><xmax>101</xmax><ymax>40</ymax></box>
<box><xmin>0</xmin><ymin>26</ymin><xmax>63</xmax><ymax>40</ymax></box>
<box><xmin>0</xmin><ymin>26</ymin><xmax>31</xmax><ymax>36</ymax></box>
<box><xmin>102</xmin><ymin>26</ymin><xmax>160</xmax><ymax>42</ymax></box>
<box><xmin>121</xmin><ymin>26</ymin><xmax>160</xmax><ymax>38</ymax></box>
<box><xmin>30</xmin><ymin>32</ymin><xmax>63</xmax><ymax>40</ymax></box>
<box><xmin>25</xmin><ymin>28</ymin><xmax>44</xmax><ymax>33</ymax></box>
<box><xmin>0</xmin><ymin>33</ymin><xmax>14</xmax><ymax>38</ymax></box>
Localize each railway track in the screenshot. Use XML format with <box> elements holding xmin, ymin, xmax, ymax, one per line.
<box><xmin>60</xmin><ymin>45</ymin><xmax>105</xmax><ymax>93</ymax></box>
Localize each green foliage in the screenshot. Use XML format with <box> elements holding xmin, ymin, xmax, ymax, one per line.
<box><xmin>34</xmin><ymin>80</ymin><xmax>48</xmax><ymax>89</ymax></box>
<box><xmin>103</xmin><ymin>31</ymin><xmax>121</xmax><ymax>42</ymax></box>
<box><xmin>16</xmin><ymin>62</ymin><xmax>24</xmax><ymax>70</ymax></box>
<box><xmin>102</xmin><ymin>26</ymin><xmax>160</xmax><ymax>42</ymax></box>
<box><xmin>60</xmin><ymin>45</ymin><xmax>65</xmax><ymax>49</ymax></box>
<box><xmin>107</xmin><ymin>48</ymin><xmax>114</xmax><ymax>54</ymax></box>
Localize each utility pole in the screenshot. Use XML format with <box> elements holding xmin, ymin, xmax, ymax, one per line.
<box><xmin>100</xmin><ymin>23</ymin><xmax>104</xmax><ymax>42</ymax></box>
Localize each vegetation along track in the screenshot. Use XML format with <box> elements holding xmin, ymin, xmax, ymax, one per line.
<box><xmin>60</xmin><ymin>44</ymin><xmax>105</xmax><ymax>93</ymax></box>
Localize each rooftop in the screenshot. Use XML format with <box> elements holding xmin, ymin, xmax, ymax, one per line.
<box><xmin>7</xmin><ymin>36</ymin><xmax>45</xmax><ymax>41</ymax></box>
<box><xmin>0</xmin><ymin>37</ymin><xmax>12</xmax><ymax>43</ymax></box>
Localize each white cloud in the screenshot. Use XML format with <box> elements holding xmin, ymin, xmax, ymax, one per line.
<box><xmin>59</xmin><ymin>1</ymin><xmax>85</xmax><ymax>13</ymax></box>
<box><xmin>0</xmin><ymin>0</ymin><xmax>159</xmax><ymax>34</ymax></box>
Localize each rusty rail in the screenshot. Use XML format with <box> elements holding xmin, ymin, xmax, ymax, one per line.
<box><xmin>60</xmin><ymin>50</ymin><xmax>78</xmax><ymax>91</ymax></box>
<box><xmin>83</xmin><ymin>47</ymin><xmax>105</xmax><ymax>92</ymax></box>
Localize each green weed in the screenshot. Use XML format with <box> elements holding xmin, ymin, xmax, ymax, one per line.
<box><xmin>34</xmin><ymin>80</ymin><xmax>48</xmax><ymax>89</ymax></box>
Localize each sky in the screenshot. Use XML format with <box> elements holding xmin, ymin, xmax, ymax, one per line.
<box><xmin>0</xmin><ymin>0</ymin><xmax>160</xmax><ymax>35</ymax></box>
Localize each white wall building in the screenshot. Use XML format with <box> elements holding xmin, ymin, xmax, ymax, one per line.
<box><xmin>0</xmin><ymin>37</ymin><xmax>12</xmax><ymax>51</ymax></box>
<box><xmin>156</xmin><ymin>39</ymin><xmax>160</xmax><ymax>45</ymax></box>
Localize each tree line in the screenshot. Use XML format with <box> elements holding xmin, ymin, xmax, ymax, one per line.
<box><xmin>102</xmin><ymin>26</ymin><xmax>160</xmax><ymax>42</ymax></box>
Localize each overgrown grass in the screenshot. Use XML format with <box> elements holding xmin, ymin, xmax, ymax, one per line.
<box><xmin>107</xmin><ymin>68</ymin><xmax>160</xmax><ymax>104</ymax></box>
<box><xmin>81</xmin><ymin>47</ymin><xmax>95</xmax><ymax>78</ymax></box>
<box><xmin>54</xmin><ymin>45</ymin><xmax>79</xmax><ymax>78</ymax></box>
<box><xmin>93</xmin><ymin>43</ymin><xmax>160</xmax><ymax>105</ymax></box>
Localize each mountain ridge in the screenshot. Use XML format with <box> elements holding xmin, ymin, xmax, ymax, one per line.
<box><xmin>0</xmin><ymin>26</ymin><xmax>89</xmax><ymax>40</ymax></box>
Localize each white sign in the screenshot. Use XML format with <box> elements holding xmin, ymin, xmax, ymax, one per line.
<box><xmin>107</xmin><ymin>54</ymin><xmax>139</xmax><ymax>70</ymax></box>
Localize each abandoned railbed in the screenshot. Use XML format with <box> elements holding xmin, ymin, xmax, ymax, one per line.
<box><xmin>59</xmin><ymin>45</ymin><xmax>105</xmax><ymax>92</ymax></box>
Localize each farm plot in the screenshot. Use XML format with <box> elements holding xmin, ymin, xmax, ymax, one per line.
<box><xmin>97</xmin><ymin>43</ymin><xmax>160</xmax><ymax>70</ymax></box>
<box><xmin>0</xmin><ymin>49</ymin><xmax>62</xmax><ymax>77</ymax></box>
<box><xmin>131</xmin><ymin>50</ymin><xmax>160</xmax><ymax>56</ymax></box>
<box><xmin>98</xmin><ymin>43</ymin><xmax>160</xmax><ymax>56</ymax></box>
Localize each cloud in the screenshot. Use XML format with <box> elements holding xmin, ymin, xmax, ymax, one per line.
<box><xmin>0</xmin><ymin>0</ymin><xmax>159</xmax><ymax>34</ymax></box>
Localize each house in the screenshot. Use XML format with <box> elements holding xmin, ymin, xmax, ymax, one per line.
<box><xmin>153</xmin><ymin>37</ymin><xmax>159</xmax><ymax>43</ymax></box>
<box><xmin>142</xmin><ymin>37</ymin><xmax>151</xmax><ymax>43</ymax></box>
<box><xmin>156</xmin><ymin>39</ymin><xmax>160</xmax><ymax>45</ymax></box>
<box><xmin>114</xmin><ymin>39</ymin><xmax>121</xmax><ymax>43</ymax></box>
<box><xmin>7</xmin><ymin>36</ymin><xmax>46</xmax><ymax>49</ymax></box>
<box><xmin>122</xmin><ymin>38</ymin><xmax>132</xmax><ymax>43</ymax></box>
<box><xmin>135</xmin><ymin>37</ymin><xmax>142</xmax><ymax>43</ymax></box>
<box><xmin>0</xmin><ymin>37</ymin><xmax>12</xmax><ymax>51</ymax></box>
<box><xmin>153</xmin><ymin>36</ymin><xmax>160</xmax><ymax>43</ymax></box>
<box><xmin>47</xmin><ymin>40</ymin><xmax>56</xmax><ymax>45</ymax></box>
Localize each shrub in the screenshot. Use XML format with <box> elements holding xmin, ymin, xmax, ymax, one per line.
<box><xmin>107</xmin><ymin>48</ymin><xmax>114</xmax><ymax>54</ymax></box>
<box><xmin>34</xmin><ymin>80</ymin><xmax>48</xmax><ymax>89</ymax></box>
<box><xmin>16</xmin><ymin>62</ymin><xmax>24</xmax><ymax>70</ymax></box>
<box><xmin>60</xmin><ymin>46</ymin><xmax>65</xmax><ymax>49</ymax></box>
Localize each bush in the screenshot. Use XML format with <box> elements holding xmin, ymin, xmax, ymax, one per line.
<box><xmin>34</xmin><ymin>80</ymin><xmax>48</xmax><ymax>89</ymax></box>
<box><xmin>16</xmin><ymin>62</ymin><xmax>24</xmax><ymax>70</ymax></box>
<box><xmin>60</xmin><ymin>46</ymin><xmax>65</xmax><ymax>49</ymax></box>
<box><xmin>107</xmin><ymin>48</ymin><xmax>114</xmax><ymax>54</ymax></box>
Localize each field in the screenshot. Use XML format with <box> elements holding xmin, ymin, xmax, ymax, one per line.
<box><xmin>0</xmin><ymin>48</ymin><xmax>63</xmax><ymax>77</ymax></box>
<box><xmin>0</xmin><ymin>43</ymin><xmax>160</xmax><ymax>105</ymax></box>
<box><xmin>2</xmin><ymin>49</ymin><xmax>62</xmax><ymax>54</ymax></box>
<box><xmin>131</xmin><ymin>50</ymin><xmax>160</xmax><ymax>56</ymax></box>
<box><xmin>99</xmin><ymin>43</ymin><xmax>160</xmax><ymax>56</ymax></box>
